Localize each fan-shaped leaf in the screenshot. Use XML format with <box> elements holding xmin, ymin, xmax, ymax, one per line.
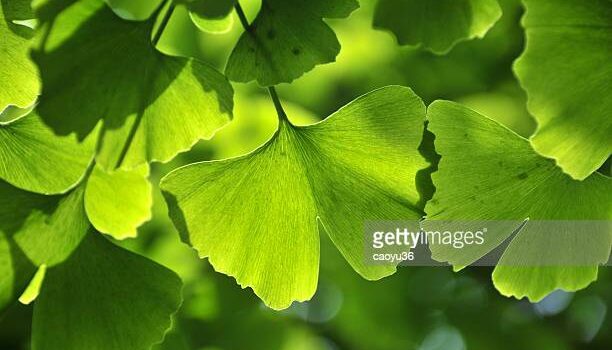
<box><xmin>225</xmin><ymin>0</ymin><xmax>359</xmax><ymax>86</ymax></box>
<box><xmin>33</xmin><ymin>0</ymin><xmax>233</xmax><ymax>169</ymax></box>
<box><xmin>424</xmin><ymin>101</ymin><xmax>612</xmax><ymax>301</ymax></box>
<box><xmin>161</xmin><ymin>86</ymin><xmax>426</xmax><ymax>309</ymax></box>
<box><xmin>32</xmin><ymin>232</ymin><xmax>183</xmax><ymax>350</ymax></box>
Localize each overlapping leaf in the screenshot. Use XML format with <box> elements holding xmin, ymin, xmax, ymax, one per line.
<box><xmin>514</xmin><ymin>0</ymin><xmax>612</xmax><ymax>179</ymax></box>
<box><xmin>225</xmin><ymin>0</ymin><xmax>359</xmax><ymax>86</ymax></box>
<box><xmin>424</xmin><ymin>101</ymin><xmax>612</xmax><ymax>301</ymax></box>
<box><xmin>161</xmin><ymin>86</ymin><xmax>427</xmax><ymax>309</ymax></box>
<box><xmin>0</xmin><ymin>0</ymin><xmax>40</xmax><ymax>111</ymax></box>
<box><xmin>373</xmin><ymin>0</ymin><xmax>502</xmax><ymax>54</ymax></box>
<box><xmin>85</xmin><ymin>164</ymin><xmax>152</xmax><ymax>239</ymax></box>
<box><xmin>33</xmin><ymin>0</ymin><xmax>233</xmax><ymax>169</ymax></box>
<box><xmin>0</xmin><ymin>111</ymin><xmax>94</xmax><ymax>194</ymax></box>
<box><xmin>31</xmin><ymin>232</ymin><xmax>183</xmax><ymax>350</ymax></box>
<box><xmin>0</xmin><ymin>175</ymin><xmax>181</xmax><ymax>348</ymax></box>
<box><xmin>180</xmin><ymin>0</ymin><xmax>235</xmax><ymax>34</ymax></box>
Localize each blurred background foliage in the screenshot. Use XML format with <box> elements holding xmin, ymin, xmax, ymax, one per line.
<box><xmin>1</xmin><ymin>0</ymin><xmax>610</xmax><ymax>349</ymax></box>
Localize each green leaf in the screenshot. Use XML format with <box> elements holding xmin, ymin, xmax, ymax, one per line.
<box><xmin>85</xmin><ymin>164</ymin><xmax>153</xmax><ymax>239</ymax></box>
<box><xmin>32</xmin><ymin>232</ymin><xmax>183</xmax><ymax>350</ymax></box>
<box><xmin>514</xmin><ymin>0</ymin><xmax>612</xmax><ymax>180</ymax></box>
<box><xmin>0</xmin><ymin>111</ymin><xmax>94</xmax><ymax>194</ymax></box>
<box><xmin>33</xmin><ymin>0</ymin><xmax>233</xmax><ymax>169</ymax></box>
<box><xmin>0</xmin><ymin>0</ymin><xmax>40</xmax><ymax>111</ymax></box>
<box><xmin>11</xmin><ymin>184</ymin><xmax>90</xmax><ymax>267</ymax></box>
<box><xmin>424</xmin><ymin>101</ymin><xmax>612</xmax><ymax>301</ymax></box>
<box><xmin>181</xmin><ymin>0</ymin><xmax>235</xmax><ymax>34</ymax></box>
<box><xmin>0</xmin><ymin>231</ymin><xmax>36</xmax><ymax>312</ymax></box>
<box><xmin>161</xmin><ymin>86</ymin><xmax>426</xmax><ymax>309</ymax></box>
<box><xmin>373</xmin><ymin>0</ymin><xmax>502</xmax><ymax>54</ymax></box>
<box><xmin>225</xmin><ymin>0</ymin><xmax>359</xmax><ymax>86</ymax></box>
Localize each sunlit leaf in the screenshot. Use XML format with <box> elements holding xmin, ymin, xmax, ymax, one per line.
<box><xmin>0</xmin><ymin>0</ymin><xmax>40</xmax><ymax>111</ymax></box>
<box><xmin>161</xmin><ymin>86</ymin><xmax>427</xmax><ymax>309</ymax></box>
<box><xmin>32</xmin><ymin>232</ymin><xmax>183</xmax><ymax>350</ymax></box>
<box><xmin>514</xmin><ymin>0</ymin><xmax>612</xmax><ymax>179</ymax></box>
<box><xmin>33</xmin><ymin>0</ymin><xmax>233</xmax><ymax>170</ymax></box>
<box><xmin>0</xmin><ymin>111</ymin><xmax>94</xmax><ymax>194</ymax></box>
<box><xmin>225</xmin><ymin>0</ymin><xmax>359</xmax><ymax>86</ymax></box>
<box><xmin>184</xmin><ymin>0</ymin><xmax>235</xmax><ymax>34</ymax></box>
<box><xmin>424</xmin><ymin>101</ymin><xmax>612</xmax><ymax>301</ymax></box>
<box><xmin>373</xmin><ymin>0</ymin><xmax>502</xmax><ymax>54</ymax></box>
<box><xmin>85</xmin><ymin>164</ymin><xmax>152</xmax><ymax>239</ymax></box>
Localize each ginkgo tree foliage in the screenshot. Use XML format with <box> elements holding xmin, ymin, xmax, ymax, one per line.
<box><xmin>0</xmin><ymin>0</ymin><xmax>610</xmax><ymax>348</ymax></box>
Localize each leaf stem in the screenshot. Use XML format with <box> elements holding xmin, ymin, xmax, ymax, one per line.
<box><xmin>268</xmin><ymin>87</ymin><xmax>289</xmax><ymax>122</ymax></box>
<box><xmin>235</xmin><ymin>1</ymin><xmax>289</xmax><ymax>124</ymax></box>
<box><xmin>152</xmin><ymin>1</ymin><xmax>176</xmax><ymax>47</ymax></box>
<box><xmin>234</xmin><ymin>1</ymin><xmax>251</xmax><ymax>32</ymax></box>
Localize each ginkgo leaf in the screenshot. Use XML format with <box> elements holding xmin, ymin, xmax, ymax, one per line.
<box><xmin>33</xmin><ymin>0</ymin><xmax>233</xmax><ymax>169</ymax></box>
<box><xmin>161</xmin><ymin>86</ymin><xmax>427</xmax><ymax>309</ymax></box>
<box><xmin>514</xmin><ymin>0</ymin><xmax>612</xmax><ymax>180</ymax></box>
<box><xmin>31</xmin><ymin>232</ymin><xmax>183</xmax><ymax>350</ymax></box>
<box><xmin>0</xmin><ymin>111</ymin><xmax>94</xmax><ymax>195</ymax></box>
<box><xmin>85</xmin><ymin>164</ymin><xmax>153</xmax><ymax>239</ymax></box>
<box><xmin>424</xmin><ymin>101</ymin><xmax>612</xmax><ymax>302</ymax></box>
<box><xmin>0</xmin><ymin>0</ymin><xmax>40</xmax><ymax>111</ymax></box>
<box><xmin>373</xmin><ymin>0</ymin><xmax>502</xmax><ymax>54</ymax></box>
<box><xmin>184</xmin><ymin>0</ymin><xmax>235</xmax><ymax>34</ymax></box>
<box><xmin>225</xmin><ymin>0</ymin><xmax>359</xmax><ymax>86</ymax></box>
<box><xmin>11</xmin><ymin>184</ymin><xmax>90</xmax><ymax>267</ymax></box>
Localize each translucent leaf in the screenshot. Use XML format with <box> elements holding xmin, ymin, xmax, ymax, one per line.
<box><xmin>85</xmin><ymin>164</ymin><xmax>153</xmax><ymax>239</ymax></box>
<box><xmin>0</xmin><ymin>0</ymin><xmax>40</xmax><ymax>111</ymax></box>
<box><xmin>514</xmin><ymin>0</ymin><xmax>612</xmax><ymax>179</ymax></box>
<box><xmin>12</xmin><ymin>184</ymin><xmax>90</xmax><ymax>267</ymax></box>
<box><xmin>0</xmin><ymin>111</ymin><xmax>94</xmax><ymax>194</ymax></box>
<box><xmin>225</xmin><ymin>0</ymin><xmax>359</xmax><ymax>86</ymax></box>
<box><xmin>424</xmin><ymin>101</ymin><xmax>612</xmax><ymax>302</ymax></box>
<box><xmin>31</xmin><ymin>232</ymin><xmax>183</xmax><ymax>350</ymax></box>
<box><xmin>373</xmin><ymin>0</ymin><xmax>502</xmax><ymax>54</ymax></box>
<box><xmin>33</xmin><ymin>0</ymin><xmax>233</xmax><ymax>169</ymax></box>
<box><xmin>182</xmin><ymin>0</ymin><xmax>235</xmax><ymax>34</ymax></box>
<box><xmin>161</xmin><ymin>86</ymin><xmax>427</xmax><ymax>309</ymax></box>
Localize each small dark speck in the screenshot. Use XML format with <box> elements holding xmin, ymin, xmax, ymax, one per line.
<box><xmin>517</xmin><ymin>172</ymin><xmax>528</xmax><ymax>180</ymax></box>
<box><xmin>463</xmin><ymin>133</ymin><xmax>468</xmax><ymax>138</ymax></box>
<box><xmin>267</xmin><ymin>29</ymin><xmax>276</xmax><ymax>39</ymax></box>
<box><xmin>248</xmin><ymin>47</ymin><xmax>255</xmax><ymax>53</ymax></box>
<box><xmin>292</xmin><ymin>47</ymin><xmax>301</xmax><ymax>55</ymax></box>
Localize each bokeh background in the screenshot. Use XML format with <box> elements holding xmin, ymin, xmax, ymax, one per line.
<box><xmin>2</xmin><ymin>0</ymin><xmax>611</xmax><ymax>349</ymax></box>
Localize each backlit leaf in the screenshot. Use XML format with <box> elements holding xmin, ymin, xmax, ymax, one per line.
<box><xmin>424</xmin><ymin>101</ymin><xmax>612</xmax><ymax>301</ymax></box>
<box><xmin>373</xmin><ymin>0</ymin><xmax>502</xmax><ymax>54</ymax></box>
<box><xmin>514</xmin><ymin>0</ymin><xmax>612</xmax><ymax>179</ymax></box>
<box><xmin>85</xmin><ymin>164</ymin><xmax>153</xmax><ymax>239</ymax></box>
<box><xmin>0</xmin><ymin>0</ymin><xmax>40</xmax><ymax>111</ymax></box>
<box><xmin>33</xmin><ymin>0</ymin><xmax>233</xmax><ymax>170</ymax></box>
<box><xmin>0</xmin><ymin>111</ymin><xmax>94</xmax><ymax>194</ymax></box>
<box><xmin>32</xmin><ymin>232</ymin><xmax>183</xmax><ymax>350</ymax></box>
<box><xmin>225</xmin><ymin>0</ymin><xmax>359</xmax><ymax>86</ymax></box>
<box><xmin>161</xmin><ymin>86</ymin><xmax>427</xmax><ymax>309</ymax></box>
